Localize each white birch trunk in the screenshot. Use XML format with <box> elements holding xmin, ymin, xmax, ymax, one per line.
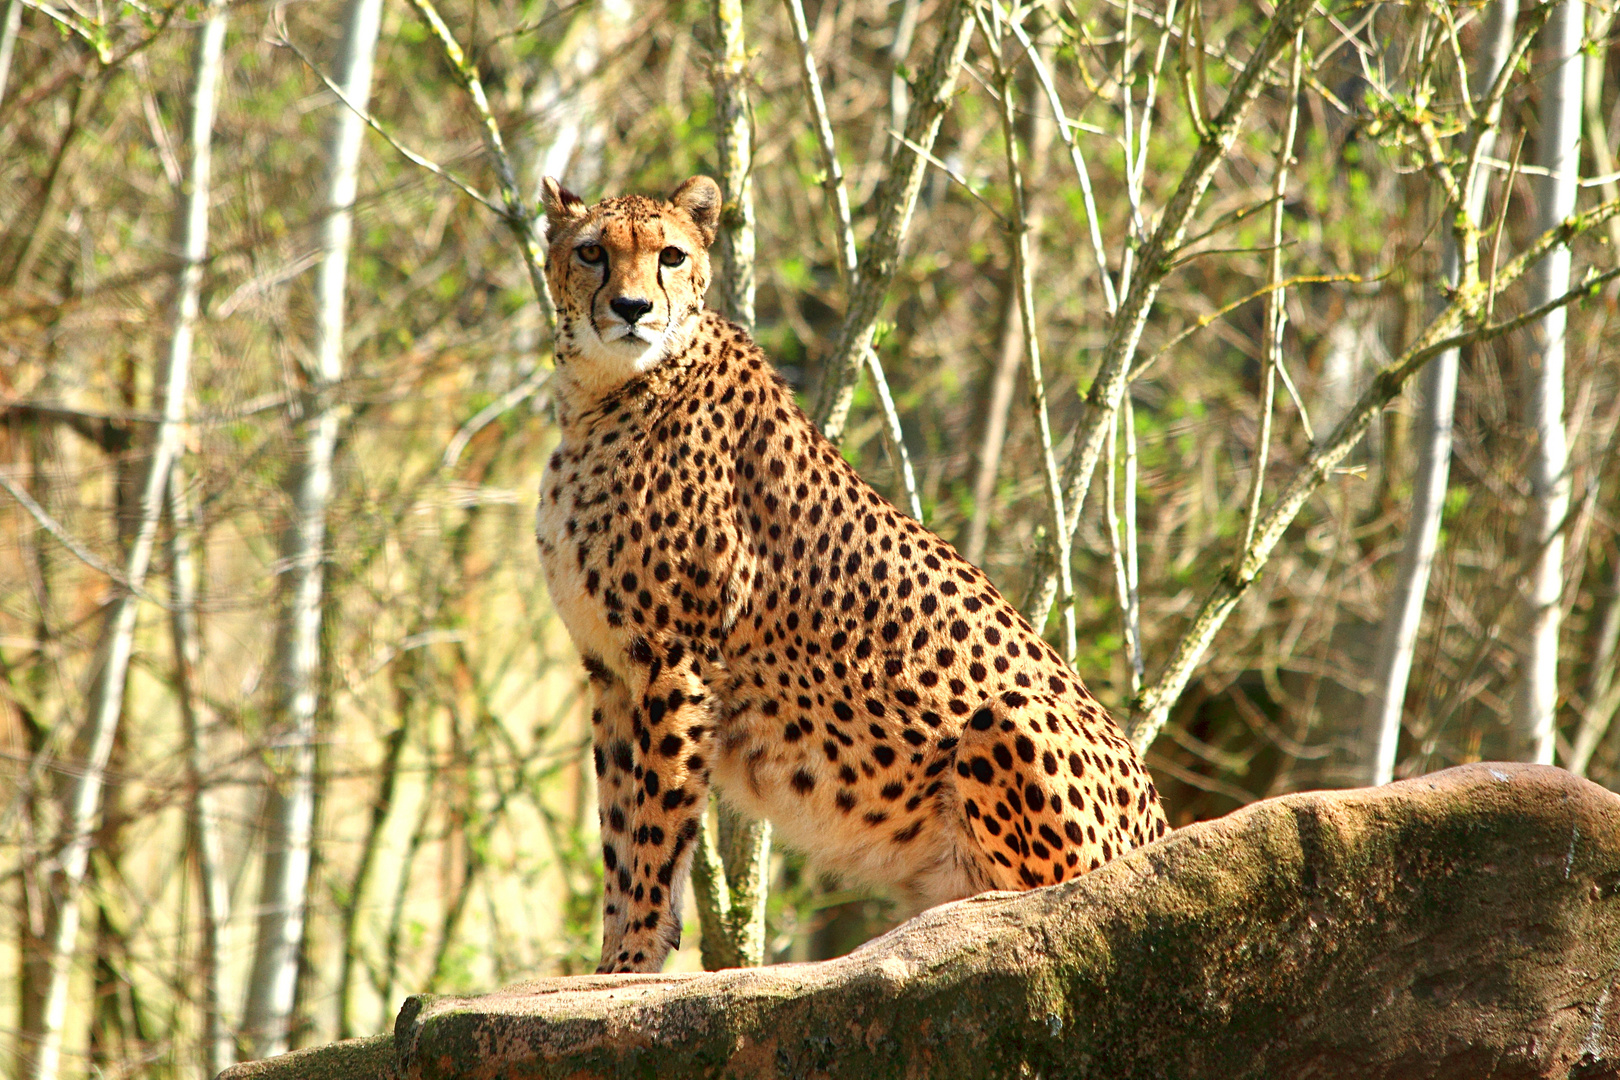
<box><xmin>20</xmin><ymin>3</ymin><xmax>225</xmax><ymax>1076</ymax></box>
<box><xmin>240</xmin><ymin>0</ymin><xmax>382</xmax><ymax>1055</ymax></box>
<box><xmin>520</xmin><ymin>0</ymin><xmax>632</xmax><ymax>199</ymax></box>
<box><xmin>0</xmin><ymin>0</ymin><xmax>22</xmax><ymax>110</ymax></box>
<box><xmin>1516</xmin><ymin>0</ymin><xmax>1584</xmax><ymax>765</ymax></box>
<box><xmin>1360</xmin><ymin>1</ymin><xmax>1519</xmax><ymax>786</ymax></box>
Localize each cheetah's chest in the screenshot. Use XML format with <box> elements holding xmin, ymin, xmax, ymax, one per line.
<box><xmin>535</xmin><ymin>445</ymin><xmax>624</xmax><ymax>668</ymax></box>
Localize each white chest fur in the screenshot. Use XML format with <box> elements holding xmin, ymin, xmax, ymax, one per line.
<box><xmin>535</xmin><ymin>447</ymin><xmax>624</xmax><ymax>671</ymax></box>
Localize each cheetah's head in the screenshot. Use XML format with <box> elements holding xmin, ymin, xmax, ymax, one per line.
<box><xmin>541</xmin><ymin>176</ymin><xmax>721</xmax><ymax>399</ymax></box>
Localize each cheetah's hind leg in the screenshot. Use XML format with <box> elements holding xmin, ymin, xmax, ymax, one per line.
<box><xmin>950</xmin><ymin>702</ymin><xmax>1165</xmax><ymax>890</ymax></box>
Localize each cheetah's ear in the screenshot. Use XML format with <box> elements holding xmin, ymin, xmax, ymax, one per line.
<box><xmin>541</xmin><ymin>177</ymin><xmax>586</xmax><ymax>235</ymax></box>
<box><xmin>669</xmin><ymin>175</ymin><xmax>721</xmax><ymax>246</ymax></box>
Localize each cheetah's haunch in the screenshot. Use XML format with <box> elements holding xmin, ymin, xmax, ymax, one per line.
<box><xmin>535</xmin><ymin>176</ymin><xmax>1169</xmax><ymax>974</ymax></box>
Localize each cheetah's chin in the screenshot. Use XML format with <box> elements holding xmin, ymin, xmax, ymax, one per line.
<box><xmin>584</xmin><ymin>325</ymin><xmax>671</xmax><ymax>375</ymax></box>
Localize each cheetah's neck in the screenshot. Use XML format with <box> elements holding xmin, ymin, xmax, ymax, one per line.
<box><xmin>552</xmin><ymin>310</ymin><xmax>717</xmax><ymax>433</ymax></box>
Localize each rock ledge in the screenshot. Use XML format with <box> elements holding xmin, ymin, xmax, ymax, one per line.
<box><xmin>221</xmin><ymin>763</ymin><xmax>1620</xmax><ymax>1079</ymax></box>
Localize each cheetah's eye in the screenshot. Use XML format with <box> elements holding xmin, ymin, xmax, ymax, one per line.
<box><xmin>659</xmin><ymin>246</ymin><xmax>687</xmax><ymax>268</ymax></box>
<box><xmin>576</xmin><ymin>244</ymin><xmax>605</xmax><ymax>266</ymax></box>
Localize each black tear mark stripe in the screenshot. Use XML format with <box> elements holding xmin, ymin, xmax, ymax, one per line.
<box><xmin>656</xmin><ymin>218</ymin><xmax>672</xmax><ymax>328</ymax></box>
<box><xmin>589</xmin><ymin>248</ymin><xmax>610</xmax><ymax>340</ymax></box>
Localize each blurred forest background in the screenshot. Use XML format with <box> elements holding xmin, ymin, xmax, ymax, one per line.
<box><xmin>2</xmin><ymin>0</ymin><xmax>1618</xmax><ymax>1073</ymax></box>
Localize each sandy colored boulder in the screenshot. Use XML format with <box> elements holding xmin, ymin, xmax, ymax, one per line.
<box><xmin>220</xmin><ymin>763</ymin><xmax>1620</xmax><ymax>1079</ymax></box>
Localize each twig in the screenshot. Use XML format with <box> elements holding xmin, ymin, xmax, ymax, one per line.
<box><xmin>1237</xmin><ymin>29</ymin><xmax>1304</xmax><ymax>560</ymax></box>
<box><xmin>885</xmin><ymin>127</ymin><xmax>1005</xmax><ymax>221</ymax></box>
<box><xmin>1486</xmin><ymin>131</ymin><xmax>1525</xmax><ymax>327</ymax></box>
<box><xmin>966</xmin><ymin>6</ymin><xmax>1059</xmax><ymax>564</ymax></box>
<box><xmin>17</xmin><ymin>0</ymin><xmax>106</xmax><ymax>57</ymax></box>
<box><xmin>1128</xmin><ymin>272</ymin><xmax>1373</xmax><ymax>383</ymax></box>
<box><xmin>1272</xmin><ymin>349</ymin><xmax>1314</xmax><ymax>445</ymax></box>
<box><xmin>864</xmin><ymin>349</ymin><xmax>924</xmax><ymax>519</ymax></box>
<box><xmin>441</xmin><ymin>368</ymin><xmax>551</xmax><ymax>469</ymax></box>
<box><xmin>1471</xmin><ymin>156</ymin><xmax>1620</xmax><ymax>186</ymax></box>
<box><xmin>1002</xmin><ymin>4</ymin><xmax>1115</xmax><ymax>313</ymax></box>
<box><xmin>783</xmin><ymin>0</ymin><xmax>856</xmax><ymax>288</ymax></box>
<box><xmin>984</xmin><ymin>3</ymin><xmax>1076</xmax><ymax>662</ymax></box>
<box><xmin>1123</xmin><ymin>0</ymin><xmax>1180</xmax><ymax>246</ymax></box>
<box><xmin>0</xmin><ymin>472</ymin><xmax>162</xmax><ymax>605</ymax></box>
<box><xmin>270</xmin><ymin>16</ymin><xmax>502</xmax><ymax>214</ymax></box>
<box><xmin>1420</xmin><ymin>265</ymin><xmax>1620</xmax><ymax>357</ymax></box>
<box><xmin>403</xmin><ymin>0</ymin><xmax>555</xmax><ymax>325</ymax></box>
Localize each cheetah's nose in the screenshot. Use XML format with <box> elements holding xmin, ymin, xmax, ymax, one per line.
<box><xmin>610</xmin><ymin>297</ymin><xmax>654</xmax><ymax>325</ymax></box>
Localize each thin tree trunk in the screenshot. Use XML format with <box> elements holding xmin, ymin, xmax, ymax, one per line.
<box><xmin>1360</xmin><ymin>0</ymin><xmax>1520</xmax><ymax>787</ymax></box>
<box><xmin>168</xmin><ymin>461</ymin><xmax>235</xmax><ymax>1075</ymax></box>
<box><xmin>241</xmin><ymin>0</ymin><xmax>381</xmax><ymax>1055</ymax></box>
<box><xmin>711</xmin><ymin>0</ymin><xmax>754</xmax><ymax>334</ymax></box>
<box><xmin>20</xmin><ymin>2</ymin><xmax>224</xmax><ymax>1074</ymax></box>
<box><xmin>1516</xmin><ymin>0</ymin><xmax>1584</xmax><ymax>765</ymax></box>
<box><xmin>694</xmin><ymin>0</ymin><xmax>771</xmax><ymax>970</ymax></box>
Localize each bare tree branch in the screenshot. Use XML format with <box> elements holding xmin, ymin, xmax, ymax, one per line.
<box><xmin>785</xmin><ymin>0</ymin><xmax>923</xmax><ymax>520</ymax></box>
<box><xmin>812</xmin><ymin>0</ymin><xmax>977</xmax><ymax>441</ymax></box>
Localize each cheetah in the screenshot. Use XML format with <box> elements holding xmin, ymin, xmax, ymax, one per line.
<box><xmin>535</xmin><ymin>175</ymin><xmax>1169</xmax><ymax>974</ymax></box>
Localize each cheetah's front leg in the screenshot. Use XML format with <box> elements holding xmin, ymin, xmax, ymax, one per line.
<box><xmin>587</xmin><ymin>664</ymin><xmax>638</xmax><ymax>965</ymax></box>
<box><xmin>592</xmin><ymin>639</ymin><xmax>714</xmax><ymax>974</ymax></box>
